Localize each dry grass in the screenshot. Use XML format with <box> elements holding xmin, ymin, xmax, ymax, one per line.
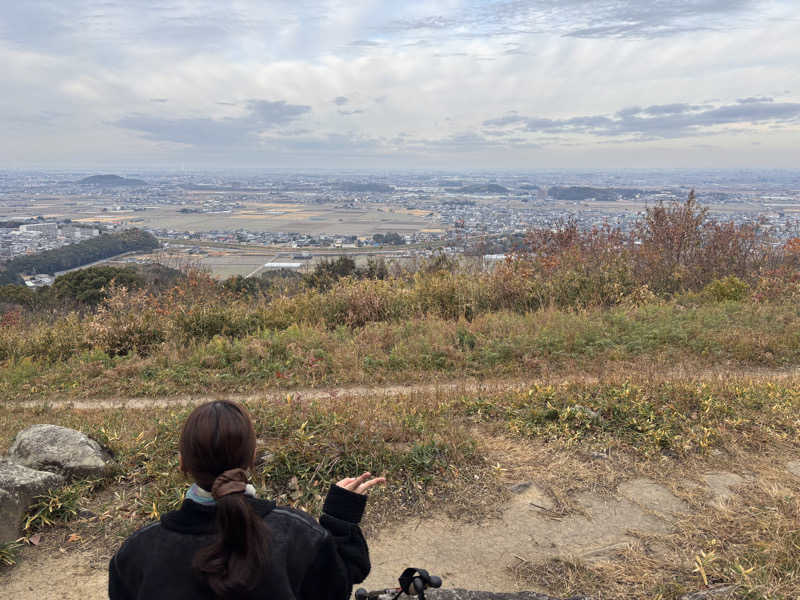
<box><xmin>4</xmin><ymin>298</ymin><xmax>800</xmax><ymax>403</ymax></box>
<box><xmin>1</xmin><ymin>373</ymin><xmax>798</xmax><ymax>598</ymax></box>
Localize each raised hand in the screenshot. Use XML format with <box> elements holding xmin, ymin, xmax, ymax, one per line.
<box><xmin>336</xmin><ymin>471</ymin><xmax>386</xmax><ymax>495</ymax></box>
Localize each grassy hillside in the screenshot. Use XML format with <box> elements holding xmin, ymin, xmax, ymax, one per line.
<box><xmin>1</xmin><ymin>196</ymin><xmax>799</xmax><ymax>598</ymax></box>
<box><xmin>2</xmin><ymin>292</ymin><xmax>800</xmax><ymax>401</ymax></box>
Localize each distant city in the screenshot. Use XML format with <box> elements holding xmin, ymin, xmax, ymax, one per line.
<box><xmin>2</xmin><ymin>169</ymin><xmax>800</xmax><ymax>283</ymax></box>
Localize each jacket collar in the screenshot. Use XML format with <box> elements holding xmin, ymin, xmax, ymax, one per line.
<box><xmin>161</xmin><ymin>497</ymin><xmax>276</xmax><ymax>535</ymax></box>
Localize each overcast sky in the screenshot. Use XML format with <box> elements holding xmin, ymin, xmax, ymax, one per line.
<box><xmin>2</xmin><ymin>0</ymin><xmax>799</xmax><ymax>169</ymax></box>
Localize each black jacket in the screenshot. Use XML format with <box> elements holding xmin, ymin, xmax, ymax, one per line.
<box><xmin>109</xmin><ymin>484</ymin><xmax>371</xmax><ymax>599</ymax></box>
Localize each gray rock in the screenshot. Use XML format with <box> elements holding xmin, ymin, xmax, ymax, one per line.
<box><xmin>787</xmin><ymin>461</ymin><xmax>800</xmax><ymax>477</ymax></box>
<box><xmin>702</xmin><ymin>472</ymin><xmax>744</xmax><ymax>501</ymax></box>
<box><xmin>8</xmin><ymin>424</ymin><xmax>112</xmax><ymax>479</ymax></box>
<box><xmin>618</xmin><ymin>478</ymin><xmax>688</xmax><ymax>515</ymax></box>
<box><xmin>0</xmin><ymin>459</ymin><xmax>64</xmax><ymax>543</ymax></box>
<box><xmin>679</xmin><ymin>584</ymin><xmax>737</xmax><ymax>599</ymax></box>
<box><xmin>571</xmin><ymin>405</ymin><xmax>602</xmax><ymax>422</ymax></box>
<box><xmin>509</xmin><ymin>482</ymin><xmax>532</xmax><ymax>494</ymax></box>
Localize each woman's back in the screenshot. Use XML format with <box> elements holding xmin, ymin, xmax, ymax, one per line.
<box><xmin>108</xmin><ymin>400</ymin><xmax>381</xmax><ymax>600</ymax></box>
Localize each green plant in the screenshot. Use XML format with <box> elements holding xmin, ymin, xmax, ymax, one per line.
<box><xmin>24</xmin><ymin>479</ymin><xmax>100</xmax><ymax>531</ymax></box>
<box><xmin>0</xmin><ymin>540</ymin><xmax>22</xmax><ymax>567</ymax></box>
<box><xmin>702</xmin><ymin>276</ymin><xmax>750</xmax><ymax>302</ymax></box>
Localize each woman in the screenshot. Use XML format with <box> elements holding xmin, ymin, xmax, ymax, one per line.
<box><xmin>109</xmin><ymin>400</ymin><xmax>385</xmax><ymax>599</ymax></box>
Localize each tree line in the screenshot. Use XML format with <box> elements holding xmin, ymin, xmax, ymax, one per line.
<box><xmin>0</xmin><ymin>229</ymin><xmax>160</xmax><ymax>285</ymax></box>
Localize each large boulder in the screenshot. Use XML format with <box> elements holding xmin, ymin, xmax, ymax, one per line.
<box><xmin>8</xmin><ymin>424</ymin><xmax>113</xmax><ymax>478</ymax></box>
<box><xmin>0</xmin><ymin>459</ymin><xmax>64</xmax><ymax>543</ymax></box>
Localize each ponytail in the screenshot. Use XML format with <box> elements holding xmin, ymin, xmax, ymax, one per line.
<box><xmin>180</xmin><ymin>401</ymin><xmax>269</xmax><ymax>598</ymax></box>
<box><xmin>193</xmin><ymin>486</ymin><xmax>269</xmax><ymax>597</ymax></box>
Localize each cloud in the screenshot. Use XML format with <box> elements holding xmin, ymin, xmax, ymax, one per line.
<box><xmin>114</xmin><ymin>99</ymin><xmax>311</xmax><ymax>146</ymax></box>
<box><xmin>383</xmin><ymin>0</ymin><xmax>759</xmax><ymax>40</ymax></box>
<box><xmin>738</xmin><ymin>96</ymin><xmax>774</xmax><ymax>104</ymax></box>
<box><xmin>483</xmin><ymin>99</ymin><xmax>800</xmax><ymax>139</ymax></box>
<box><xmin>641</xmin><ymin>104</ymin><xmax>708</xmax><ymax>115</ymax></box>
<box><xmin>349</xmin><ymin>40</ymin><xmax>381</xmax><ymax>47</ymax></box>
<box><xmin>247</xmin><ymin>100</ymin><xmax>310</xmax><ymax>124</ymax></box>
<box><xmin>2</xmin><ymin>0</ymin><xmax>799</xmax><ymax>168</ymax></box>
<box><xmin>387</xmin><ymin>16</ymin><xmax>458</xmax><ymax>32</ymax></box>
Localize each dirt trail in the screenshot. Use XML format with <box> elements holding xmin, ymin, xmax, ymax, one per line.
<box><xmin>16</xmin><ymin>380</ymin><xmax>531</xmax><ymax>410</ymax></box>
<box><xmin>13</xmin><ymin>365</ymin><xmax>800</xmax><ymax>410</ymax></box>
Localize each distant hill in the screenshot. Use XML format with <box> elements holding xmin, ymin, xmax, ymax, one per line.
<box><xmin>78</xmin><ymin>174</ymin><xmax>147</xmax><ymax>187</ymax></box>
<box><xmin>456</xmin><ymin>183</ymin><xmax>510</xmax><ymax>194</ymax></box>
<box><xmin>547</xmin><ymin>186</ymin><xmax>644</xmax><ymax>201</ymax></box>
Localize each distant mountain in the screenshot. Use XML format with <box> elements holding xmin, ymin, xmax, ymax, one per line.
<box><xmin>438</xmin><ymin>180</ymin><xmax>465</xmax><ymax>188</ymax></box>
<box><xmin>456</xmin><ymin>183</ymin><xmax>510</xmax><ymax>194</ymax></box>
<box><xmin>78</xmin><ymin>174</ymin><xmax>147</xmax><ymax>187</ymax></box>
<box><xmin>547</xmin><ymin>186</ymin><xmax>644</xmax><ymax>201</ymax></box>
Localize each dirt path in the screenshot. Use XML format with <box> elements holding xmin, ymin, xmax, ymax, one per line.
<box><xmin>13</xmin><ymin>365</ymin><xmax>800</xmax><ymax>410</ymax></box>
<box><xmin>15</xmin><ymin>379</ymin><xmax>531</xmax><ymax>410</ymax></box>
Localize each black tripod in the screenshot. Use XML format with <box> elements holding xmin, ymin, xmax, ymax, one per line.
<box><xmin>355</xmin><ymin>568</ymin><xmax>443</xmax><ymax>600</ymax></box>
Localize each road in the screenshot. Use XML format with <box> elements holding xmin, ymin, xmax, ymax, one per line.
<box><xmin>244</xmin><ymin>253</ymin><xmax>283</xmax><ymax>278</ymax></box>
<box><xmin>53</xmin><ymin>251</ymin><xmax>140</xmax><ymax>277</ymax></box>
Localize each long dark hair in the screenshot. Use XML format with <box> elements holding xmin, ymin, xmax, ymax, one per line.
<box><xmin>179</xmin><ymin>400</ymin><xmax>269</xmax><ymax>598</ymax></box>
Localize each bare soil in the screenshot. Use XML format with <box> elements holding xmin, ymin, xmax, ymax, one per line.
<box><xmin>14</xmin><ymin>365</ymin><xmax>800</xmax><ymax>410</ymax></box>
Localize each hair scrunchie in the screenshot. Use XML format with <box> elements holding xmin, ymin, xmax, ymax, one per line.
<box><xmin>211</xmin><ymin>468</ymin><xmax>248</xmax><ymax>500</ymax></box>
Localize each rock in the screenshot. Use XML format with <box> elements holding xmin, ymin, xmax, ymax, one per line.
<box><xmin>679</xmin><ymin>584</ymin><xmax>737</xmax><ymax>599</ymax></box>
<box><xmin>787</xmin><ymin>461</ymin><xmax>800</xmax><ymax>477</ymax></box>
<box><xmin>618</xmin><ymin>478</ymin><xmax>688</xmax><ymax>515</ymax></box>
<box><xmin>571</xmin><ymin>405</ymin><xmax>602</xmax><ymax>422</ymax></box>
<box><xmin>0</xmin><ymin>459</ymin><xmax>64</xmax><ymax>543</ymax></box>
<box><xmin>8</xmin><ymin>424</ymin><xmax>112</xmax><ymax>479</ymax></box>
<box><xmin>702</xmin><ymin>472</ymin><xmax>744</xmax><ymax>501</ymax></box>
<box><xmin>509</xmin><ymin>482</ymin><xmax>532</xmax><ymax>494</ymax></box>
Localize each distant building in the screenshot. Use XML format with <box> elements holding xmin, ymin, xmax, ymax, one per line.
<box><xmin>20</xmin><ymin>223</ymin><xmax>58</xmax><ymax>235</ymax></box>
<box><xmin>23</xmin><ymin>274</ymin><xmax>55</xmax><ymax>288</ymax></box>
<box><xmin>482</xmin><ymin>254</ymin><xmax>507</xmax><ymax>270</ymax></box>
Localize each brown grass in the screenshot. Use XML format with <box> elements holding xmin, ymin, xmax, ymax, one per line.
<box><xmin>1</xmin><ymin>371</ymin><xmax>798</xmax><ymax>598</ymax></box>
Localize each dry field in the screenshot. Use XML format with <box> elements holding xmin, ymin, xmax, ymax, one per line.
<box><xmin>1</xmin><ymin>196</ymin><xmax>437</xmax><ymax>236</ymax></box>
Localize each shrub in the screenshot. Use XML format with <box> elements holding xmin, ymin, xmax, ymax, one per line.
<box><xmin>173</xmin><ymin>303</ymin><xmax>266</xmax><ymax>340</ymax></box>
<box><xmin>702</xmin><ymin>276</ymin><xmax>750</xmax><ymax>302</ymax></box>
<box><xmin>86</xmin><ymin>285</ymin><xmax>166</xmax><ymax>357</ymax></box>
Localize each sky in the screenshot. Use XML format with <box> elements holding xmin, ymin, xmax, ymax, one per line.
<box><xmin>1</xmin><ymin>0</ymin><xmax>799</xmax><ymax>170</ymax></box>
